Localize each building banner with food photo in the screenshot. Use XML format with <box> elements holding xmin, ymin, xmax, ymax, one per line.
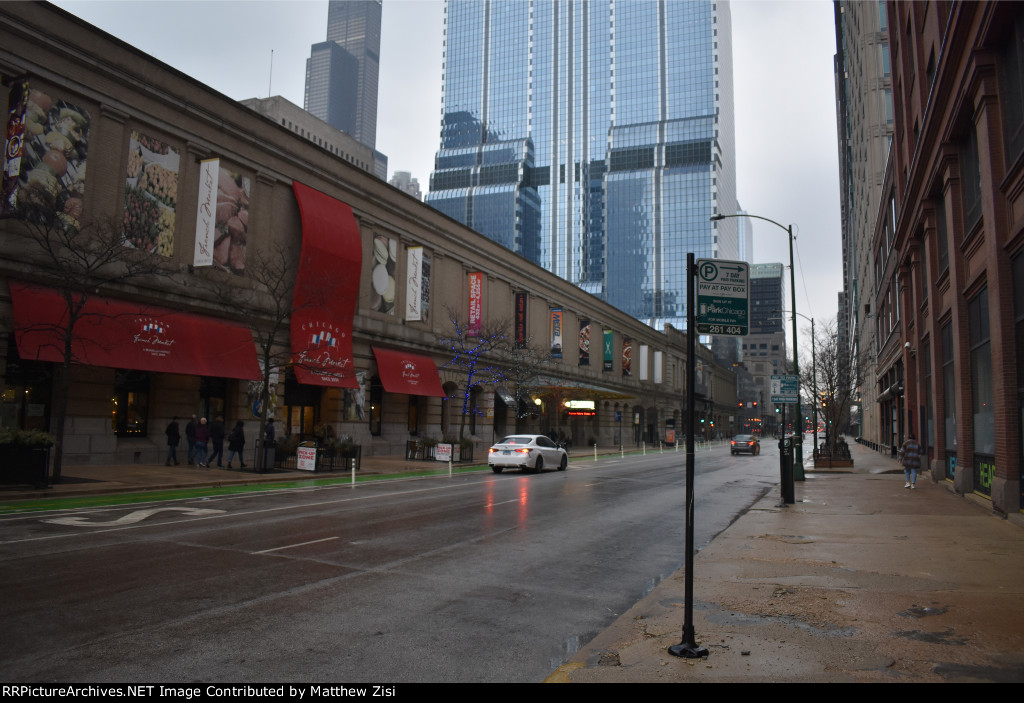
<box><xmin>578</xmin><ymin>319</ymin><xmax>590</xmax><ymax>366</ymax></box>
<box><xmin>1</xmin><ymin>79</ymin><xmax>29</xmax><ymax>217</ymax></box>
<box><xmin>622</xmin><ymin>337</ymin><xmax>632</xmax><ymax>377</ymax></box>
<box><xmin>603</xmin><ymin>329</ymin><xmax>614</xmax><ymax>371</ymax></box>
<box><xmin>550</xmin><ymin>308</ymin><xmax>563</xmax><ymax>358</ymax></box>
<box><xmin>420</xmin><ymin>250</ymin><xmax>431</xmax><ymax>323</ymax></box>
<box><xmin>371</xmin><ymin>234</ymin><xmax>397</xmax><ymax>314</ymax></box>
<box><xmin>123</xmin><ymin>130</ymin><xmax>179</xmax><ymax>257</ymax></box>
<box><xmin>194</xmin><ymin>160</ymin><xmax>250</xmax><ymax>273</ymax></box>
<box><xmin>2</xmin><ymin>82</ymin><xmax>90</xmax><ymax>226</ymax></box>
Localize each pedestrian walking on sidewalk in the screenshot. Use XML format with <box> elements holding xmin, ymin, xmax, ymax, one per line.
<box><xmin>226</xmin><ymin>420</ymin><xmax>246</xmax><ymax>469</ymax></box>
<box><xmin>165</xmin><ymin>416</ymin><xmax>181</xmax><ymax>466</ymax></box>
<box><xmin>194</xmin><ymin>417</ymin><xmax>211</xmax><ymax>468</ymax></box>
<box><xmin>899</xmin><ymin>433</ymin><xmax>921</xmax><ymax>489</ymax></box>
<box><xmin>208</xmin><ymin>416</ymin><xmax>226</xmax><ymax>467</ymax></box>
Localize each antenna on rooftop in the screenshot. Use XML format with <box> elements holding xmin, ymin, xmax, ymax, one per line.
<box><xmin>268</xmin><ymin>49</ymin><xmax>274</xmax><ymax>97</ymax></box>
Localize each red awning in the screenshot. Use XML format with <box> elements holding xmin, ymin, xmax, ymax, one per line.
<box><xmin>290</xmin><ymin>181</ymin><xmax>361</xmax><ymax>389</ymax></box>
<box><xmin>372</xmin><ymin>347</ymin><xmax>445</xmax><ymax>397</ymax></box>
<box><xmin>9</xmin><ymin>280</ymin><xmax>261</xmax><ymax>380</ymax></box>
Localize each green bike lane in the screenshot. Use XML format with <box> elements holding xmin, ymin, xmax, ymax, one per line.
<box><xmin>0</xmin><ymin>441</ymin><xmax>715</xmax><ymax>515</ymax></box>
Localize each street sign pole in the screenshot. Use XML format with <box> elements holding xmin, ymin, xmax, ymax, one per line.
<box><xmin>669</xmin><ymin>252</ymin><xmax>708</xmax><ymax>660</ymax></box>
<box><xmin>771</xmin><ymin>374</ymin><xmax>799</xmax><ymax>505</ymax></box>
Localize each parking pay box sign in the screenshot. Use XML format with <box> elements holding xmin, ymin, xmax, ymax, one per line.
<box><xmin>696</xmin><ymin>259</ymin><xmax>749</xmax><ymax>335</ymax></box>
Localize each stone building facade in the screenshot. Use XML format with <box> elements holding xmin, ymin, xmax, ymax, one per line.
<box><xmin>0</xmin><ymin>4</ymin><xmax>737</xmax><ymax>471</ymax></box>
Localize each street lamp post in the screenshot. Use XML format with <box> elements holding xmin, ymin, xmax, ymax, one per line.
<box><xmin>710</xmin><ymin>213</ymin><xmax>803</xmax><ymax>473</ymax></box>
<box><xmin>776</xmin><ymin>310</ymin><xmax>817</xmax><ymax>459</ymax></box>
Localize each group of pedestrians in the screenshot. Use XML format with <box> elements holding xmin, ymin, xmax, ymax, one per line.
<box><xmin>164</xmin><ymin>415</ymin><xmax>267</xmax><ymax>469</ymax></box>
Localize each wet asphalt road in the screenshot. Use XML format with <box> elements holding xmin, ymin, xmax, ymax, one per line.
<box><xmin>1</xmin><ymin>443</ymin><xmax>780</xmax><ymax>682</ymax></box>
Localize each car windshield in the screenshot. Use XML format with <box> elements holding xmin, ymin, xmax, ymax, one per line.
<box><xmin>733</xmin><ymin>435</ymin><xmax>754</xmax><ymax>442</ymax></box>
<box><xmin>500</xmin><ymin>436</ymin><xmax>535</xmax><ymax>445</ymax></box>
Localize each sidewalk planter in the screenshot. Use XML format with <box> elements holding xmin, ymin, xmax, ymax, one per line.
<box><xmin>0</xmin><ymin>430</ymin><xmax>53</xmax><ymax>488</ymax></box>
<box><xmin>814</xmin><ymin>440</ymin><xmax>854</xmax><ymax>468</ymax></box>
<box><xmin>405</xmin><ymin>440</ymin><xmax>438</xmax><ymax>461</ymax></box>
<box><xmin>313</xmin><ymin>444</ymin><xmax>361</xmax><ymax>472</ymax></box>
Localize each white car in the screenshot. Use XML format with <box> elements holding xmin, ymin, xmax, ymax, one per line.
<box><xmin>488</xmin><ymin>434</ymin><xmax>568</xmax><ymax>473</ymax></box>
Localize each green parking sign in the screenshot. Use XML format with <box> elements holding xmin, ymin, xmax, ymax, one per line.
<box><xmin>696</xmin><ymin>259</ymin><xmax>749</xmax><ymax>335</ymax></box>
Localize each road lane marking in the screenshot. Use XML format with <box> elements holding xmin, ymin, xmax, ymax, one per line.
<box><xmin>5</xmin><ymin>455</ymin><xmax>716</xmax><ymax>544</ymax></box>
<box><xmin>41</xmin><ymin>507</ymin><xmax>226</xmax><ymax>527</ymax></box>
<box><xmin>254</xmin><ymin>536</ymin><xmax>339</xmax><ymax>554</ymax></box>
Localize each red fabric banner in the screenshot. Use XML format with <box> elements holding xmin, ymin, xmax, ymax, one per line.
<box><xmin>372</xmin><ymin>347</ymin><xmax>445</xmax><ymax>397</ymax></box>
<box><xmin>290</xmin><ymin>181</ymin><xmax>361</xmax><ymax>388</ymax></box>
<box><xmin>10</xmin><ymin>280</ymin><xmax>260</xmax><ymax>379</ymax></box>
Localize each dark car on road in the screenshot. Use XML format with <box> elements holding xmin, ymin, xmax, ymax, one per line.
<box><xmin>731</xmin><ymin>434</ymin><xmax>760</xmax><ymax>455</ymax></box>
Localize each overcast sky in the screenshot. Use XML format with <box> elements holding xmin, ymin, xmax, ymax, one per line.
<box><xmin>52</xmin><ymin>0</ymin><xmax>842</xmax><ymax>355</ymax></box>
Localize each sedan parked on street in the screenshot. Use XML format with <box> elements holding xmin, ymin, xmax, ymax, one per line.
<box><xmin>488</xmin><ymin>435</ymin><xmax>568</xmax><ymax>473</ymax></box>
<box><xmin>730</xmin><ymin>434</ymin><xmax>761</xmax><ymax>455</ymax></box>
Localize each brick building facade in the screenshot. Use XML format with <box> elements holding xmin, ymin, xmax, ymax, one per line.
<box><xmin>874</xmin><ymin>1</ymin><xmax>1023</xmax><ymax>514</ymax></box>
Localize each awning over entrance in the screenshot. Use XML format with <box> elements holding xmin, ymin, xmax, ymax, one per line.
<box><xmin>290</xmin><ymin>181</ymin><xmax>361</xmax><ymax>389</ymax></box>
<box><xmin>9</xmin><ymin>280</ymin><xmax>261</xmax><ymax>379</ymax></box>
<box><xmin>495</xmin><ymin>387</ymin><xmax>516</xmax><ymax>406</ymax></box>
<box><xmin>372</xmin><ymin>347</ymin><xmax>445</xmax><ymax>397</ymax></box>
<box><xmin>531</xmin><ymin>376</ymin><xmax>634</xmax><ymax>400</ymax></box>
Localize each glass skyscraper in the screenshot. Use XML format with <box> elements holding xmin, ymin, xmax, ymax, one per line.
<box><xmin>427</xmin><ymin>0</ymin><xmax>738</xmax><ymax>330</ymax></box>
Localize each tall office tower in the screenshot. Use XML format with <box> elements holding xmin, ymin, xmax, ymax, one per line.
<box><xmin>834</xmin><ymin>0</ymin><xmax>893</xmax><ymax>442</ymax></box>
<box><xmin>744</xmin><ymin>263</ymin><xmax>787</xmax><ymax>420</ymax></box>
<box><xmin>304</xmin><ymin>0</ymin><xmax>381</xmax><ymax>149</ymax></box>
<box><xmin>389</xmin><ymin>171</ymin><xmax>423</xmax><ymax>201</ymax></box>
<box><xmin>737</xmin><ymin>207</ymin><xmax>754</xmax><ymax>264</ymax></box>
<box><xmin>427</xmin><ymin>0</ymin><xmax>738</xmax><ymax>330</ymax></box>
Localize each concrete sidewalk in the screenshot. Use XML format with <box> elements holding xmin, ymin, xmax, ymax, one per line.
<box><xmin>551</xmin><ymin>441</ymin><xmax>1024</xmax><ymax>683</ymax></box>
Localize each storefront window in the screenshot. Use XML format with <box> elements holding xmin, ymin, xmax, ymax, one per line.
<box><xmin>935</xmin><ymin>196</ymin><xmax>949</xmax><ymax>275</ymax></box>
<box><xmin>199</xmin><ymin>376</ymin><xmax>227</xmax><ymax>423</ymax></box>
<box><xmin>941</xmin><ymin>320</ymin><xmax>956</xmax><ymax>479</ymax></box>
<box><xmin>2</xmin><ymin>343</ymin><xmax>51</xmax><ymax>432</ymax></box>
<box><xmin>923</xmin><ymin>339</ymin><xmax>933</xmax><ymax>457</ymax></box>
<box><xmin>111</xmin><ymin>370</ymin><xmax>149</xmax><ymax>437</ymax></box>
<box><xmin>469</xmin><ymin>386</ymin><xmax>480</xmax><ymax>436</ymax></box>
<box><xmin>408</xmin><ymin>395</ymin><xmax>420</xmax><ymax>435</ymax></box>
<box><xmin>369</xmin><ymin>377</ymin><xmax>382</xmax><ymax>436</ymax></box>
<box><xmin>969</xmin><ymin>289</ymin><xmax>994</xmax><ymax>457</ymax></box>
<box><xmin>284</xmin><ymin>371</ymin><xmax>321</xmax><ymax>440</ymax></box>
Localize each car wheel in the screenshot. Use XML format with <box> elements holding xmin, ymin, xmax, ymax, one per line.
<box><xmin>535</xmin><ymin>456</ymin><xmax>544</xmax><ymax>473</ymax></box>
<box><xmin>492</xmin><ymin>466</ymin><xmax>503</xmax><ymax>474</ymax></box>
<box><xmin>558</xmin><ymin>454</ymin><xmax>567</xmax><ymax>471</ymax></box>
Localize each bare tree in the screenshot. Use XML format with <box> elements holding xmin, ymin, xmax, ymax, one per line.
<box><xmin>436</xmin><ymin>306</ymin><xmax>507</xmax><ymax>440</ymax></box>
<box><xmin>6</xmin><ymin>197</ymin><xmax>166</xmax><ymax>481</ymax></box>
<box><xmin>801</xmin><ymin>318</ymin><xmax>861</xmax><ymax>456</ymax></box>
<box><xmin>496</xmin><ymin>335</ymin><xmax>548</xmax><ymax>432</ymax></box>
<box><xmin>199</xmin><ymin>242</ymin><xmax>299</xmax><ymax>472</ymax></box>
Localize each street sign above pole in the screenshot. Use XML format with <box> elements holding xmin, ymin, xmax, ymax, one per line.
<box><xmin>771</xmin><ymin>374</ymin><xmax>799</xmax><ymax>404</ymax></box>
<box><xmin>695</xmin><ymin>259</ymin><xmax>749</xmax><ymax>335</ymax></box>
